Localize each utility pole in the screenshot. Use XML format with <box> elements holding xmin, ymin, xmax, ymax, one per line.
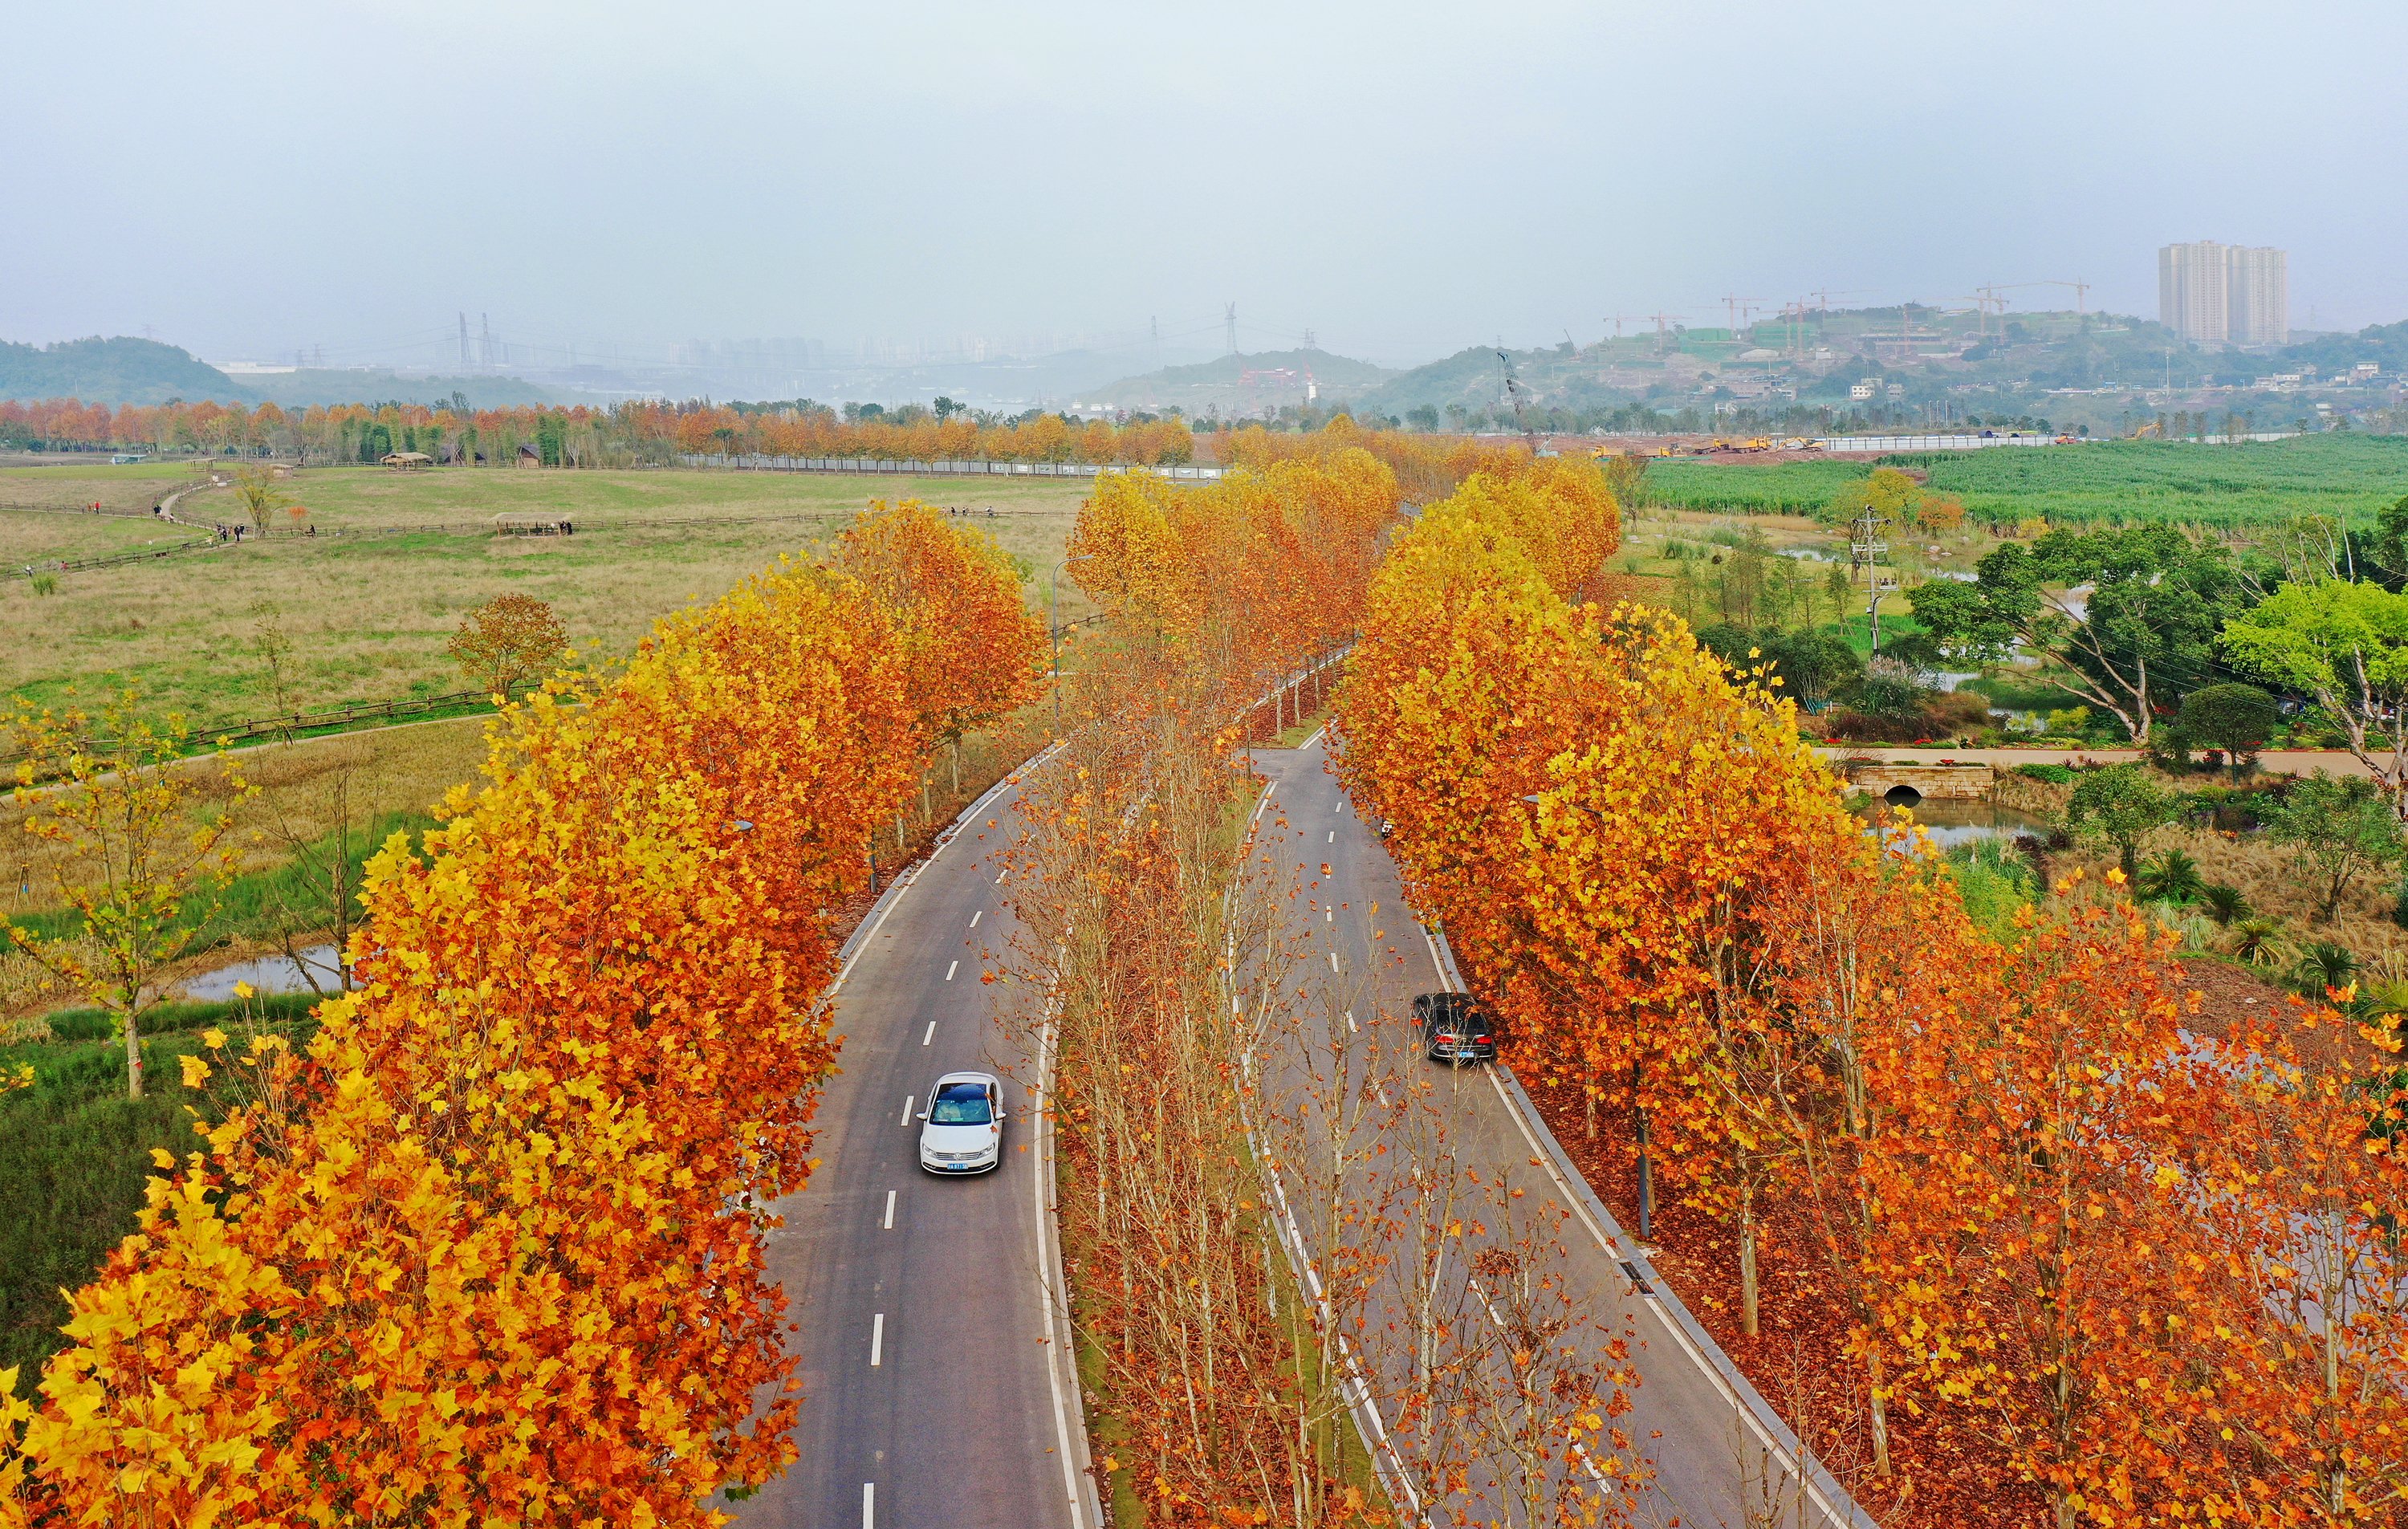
<box><xmin>1849</xmin><ymin>506</ymin><xmax>1899</xmax><ymax>651</ymax></box>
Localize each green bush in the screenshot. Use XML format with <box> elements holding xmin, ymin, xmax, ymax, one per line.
<box><xmin>2015</xmin><ymin>762</ymin><xmax>2075</xmax><ymax>784</ymax></box>
<box><xmin>1943</xmin><ymin>839</ymin><xmax>2036</xmax><ymax>941</ymax></box>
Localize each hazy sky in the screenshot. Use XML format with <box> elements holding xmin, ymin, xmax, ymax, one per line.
<box><xmin>8</xmin><ymin>0</ymin><xmax>2402</xmax><ymax>372</ymax></box>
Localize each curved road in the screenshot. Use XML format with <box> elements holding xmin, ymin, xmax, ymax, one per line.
<box><xmin>1247</xmin><ymin>732</ymin><xmax>1875</xmax><ymax>1529</ymax></box>
<box><xmin>733</xmin><ymin>757</ymin><xmax>1100</xmax><ymax>1529</ymax></box>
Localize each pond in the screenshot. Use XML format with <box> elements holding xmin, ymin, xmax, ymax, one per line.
<box><xmin>180</xmin><ymin>943</ymin><xmax>344</xmax><ymax>1001</ymax></box>
<box><xmin>1854</xmin><ymin>799</ymin><xmax>2049</xmax><ymax>849</ymax></box>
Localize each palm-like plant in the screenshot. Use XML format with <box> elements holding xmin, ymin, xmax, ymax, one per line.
<box><xmin>2197</xmin><ymin>883</ymin><xmax>2250</xmax><ymax>926</ymax></box>
<box><xmin>2292</xmin><ymin>939</ymin><xmax>2361</xmax><ymax>998</ymax></box>
<box><xmin>2136</xmin><ymin>848</ymin><xmax>2205</xmax><ymax>905</ymax></box>
<box><xmin>2228</xmin><ymin>917</ymin><xmax>2288</xmax><ymax>970</ymax></box>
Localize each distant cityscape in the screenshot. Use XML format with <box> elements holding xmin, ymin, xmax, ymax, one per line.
<box><xmin>2159</xmin><ymin>240</ymin><xmax>2288</xmax><ymax>348</ymax></box>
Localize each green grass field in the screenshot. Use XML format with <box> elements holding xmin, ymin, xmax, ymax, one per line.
<box><xmin>1637</xmin><ymin>434</ymin><xmax>2408</xmax><ymax>529</ymax></box>
<box><xmin>2</xmin><ymin>465</ymin><xmax>1095</xmax><ymax>724</ymax></box>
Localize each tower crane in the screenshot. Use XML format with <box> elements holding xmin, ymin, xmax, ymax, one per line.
<box><xmin>1603</xmin><ymin>314</ymin><xmax>1645</xmax><ymax>340</ymax></box>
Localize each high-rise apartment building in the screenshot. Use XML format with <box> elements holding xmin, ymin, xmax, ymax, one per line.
<box><xmin>2159</xmin><ymin>241</ymin><xmax>2288</xmax><ymax>346</ymax></box>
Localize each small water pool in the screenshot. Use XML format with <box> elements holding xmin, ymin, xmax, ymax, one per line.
<box><xmin>180</xmin><ymin>943</ymin><xmax>344</xmax><ymax>1001</ymax></box>
<box><xmin>1855</xmin><ymin>800</ymin><xmax>2048</xmax><ymax>849</ymax></box>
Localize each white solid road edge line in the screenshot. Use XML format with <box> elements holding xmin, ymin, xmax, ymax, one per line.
<box><xmin>1035</xmin><ymin>988</ymin><xmax>1102</xmax><ymax>1529</ymax></box>
<box><xmin>1422</xmin><ymin>922</ymin><xmax>1864</xmax><ymax>1529</ymax></box>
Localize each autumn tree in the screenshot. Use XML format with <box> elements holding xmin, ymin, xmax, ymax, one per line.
<box><xmin>229</xmin><ymin>463</ymin><xmax>290</xmax><ymax>531</ymax></box>
<box><xmin>833</xmin><ymin>498</ymin><xmax>1046</xmax><ymax>794</ymax></box>
<box><xmin>446</xmin><ymin>592</ymin><xmax>567</xmax><ymax>698</ymax></box>
<box><xmin>2</xmin><ymin>696</ymin><xmax>247</xmax><ymax>1100</ymax></box>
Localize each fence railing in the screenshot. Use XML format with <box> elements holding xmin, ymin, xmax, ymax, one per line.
<box><xmin>0</xmin><ymin>689</ymin><xmax>516</xmax><ymax>769</ymax></box>
<box><xmin>678</xmin><ymin>453</ymin><xmax>1225</xmax><ymax>481</ymax></box>
<box><xmin>10</xmin><ymin>538</ymin><xmax>224</xmax><ymax>578</ymax></box>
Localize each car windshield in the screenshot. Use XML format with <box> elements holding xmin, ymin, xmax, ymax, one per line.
<box><xmin>930</xmin><ymin>1084</ymin><xmax>993</xmax><ymax>1124</ymax></box>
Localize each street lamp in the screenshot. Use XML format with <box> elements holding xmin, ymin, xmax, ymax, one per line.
<box><xmin>1050</xmin><ymin>555</ymin><xmax>1096</xmax><ymax>731</ymax></box>
<box><xmin>1523</xmin><ymin>791</ymin><xmax>1655</xmax><ymax>1244</ymax></box>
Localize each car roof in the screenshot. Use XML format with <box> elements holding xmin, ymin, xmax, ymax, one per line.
<box><xmin>932</xmin><ymin>1070</ymin><xmax>1001</xmax><ymax>1089</ymax></box>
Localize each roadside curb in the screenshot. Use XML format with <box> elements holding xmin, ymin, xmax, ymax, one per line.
<box><xmin>1423</xmin><ymin>925</ymin><xmax>1879</xmax><ymax>1529</ymax></box>
<box><xmin>820</xmin><ymin>736</ymin><xmax>1104</xmax><ymax>1529</ymax></box>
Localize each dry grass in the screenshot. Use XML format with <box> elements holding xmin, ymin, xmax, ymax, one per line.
<box><xmin>2</xmin><ymin>466</ymin><xmax>1095</xmax><ymax>723</ymax></box>
<box><xmin>2003</xmin><ymin>769</ymin><xmax>2408</xmax><ymax>974</ymax></box>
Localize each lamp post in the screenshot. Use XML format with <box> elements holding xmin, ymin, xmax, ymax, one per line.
<box><xmin>1050</xmin><ymin>555</ymin><xmax>1096</xmax><ymax>732</ymax></box>
<box><xmin>1524</xmin><ymin>791</ymin><xmax>1654</xmax><ymax>1243</ymax></box>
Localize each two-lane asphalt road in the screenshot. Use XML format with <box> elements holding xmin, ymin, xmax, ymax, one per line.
<box><xmin>1245</xmin><ymin>731</ymin><xmax>1873</xmax><ymax>1529</ymax></box>
<box><xmin>734</xmin><ymin>763</ymin><xmax>1096</xmax><ymax>1529</ymax></box>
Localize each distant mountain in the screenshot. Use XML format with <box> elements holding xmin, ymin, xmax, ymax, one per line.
<box><xmin>1075</xmin><ymin>348</ymin><xmax>1397</xmax><ymax>414</ymax></box>
<box><xmin>0</xmin><ymin>336</ymin><xmax>250</xmax><ymax>405</ymax></box>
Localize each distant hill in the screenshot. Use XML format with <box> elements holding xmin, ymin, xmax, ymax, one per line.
<box><xmin>0</xmin><ymin>336</ymin><xmax>250</xmax><ymax>405</ymax></box>
<box><xmin>1076</xmin><ymin>348</ymin><xmax>1397</xmax><ymax>414</ymax></box>
<box><xmin>2271</xmin><ymin>319</ymin><xmax>2408</xmax><ymax>379</ymax></box>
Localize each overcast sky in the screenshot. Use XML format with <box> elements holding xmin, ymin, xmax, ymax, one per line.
<box><xmin>8</xmin><ymin>0</ymin><xmax>2402</xmax><ymax>372</ymax></box>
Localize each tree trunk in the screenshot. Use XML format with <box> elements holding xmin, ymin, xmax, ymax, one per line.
<box><xmin>123</xmin><ymin>1012</ymin><xmax>144</xmax><ymax>1100</ymax></box>
<box><xmin>1738</xmin><ymin>1169</ymin><xmax>1759</xmax><ymax>1337</ymax></box>
<box><xmin>1866</xmin><ymin>1346</ymin><xmax>1893</xmax><ymax>1478</ymax></box>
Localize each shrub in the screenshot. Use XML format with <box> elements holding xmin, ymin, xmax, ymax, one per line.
<box><xmin>2136</xmin><ymin>848</ymin><xmax>2204</xmax><ymax>905</ymax></box>
<box><xmin>2015</xmin><ymin>762</ymin><xmax>2076</xmax><ymax>784</ymax></box>
<box><xmin>2199</xmin><ymin>884</ymin><xmax>2251</xmax><ymax>926</ymax></box>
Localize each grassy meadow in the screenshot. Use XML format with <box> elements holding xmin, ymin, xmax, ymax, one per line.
<box><xmin>1</xmin><ymin>463</ymin><xmax>1096</xmax><ymax>723</ymax></box>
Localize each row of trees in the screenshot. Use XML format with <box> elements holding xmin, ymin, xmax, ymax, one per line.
<box><xmin>1018</xmin><ymin>437</ymin><xmax>1651</xmax><ymax>1523</ymax></box>
<box><xmin>0</xmin><ymin>394</ymin><xmax>1205</xmax><ymax>468</ymax></box>
<box><xmin>1337</xmin><ymin>478</ymin><xmax>2408</xmax><ymax>1526</ymax></box>
<box><xmin>0</xmin><ymin>501</ymin><xmax>1045</xmax><ymax>1523</ymax></box>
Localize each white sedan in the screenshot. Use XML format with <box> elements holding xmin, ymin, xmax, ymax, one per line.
<box><xmin>917</xmin><ymin>1071</ymin><xmax>1006</xmax><ymax>1174</ymax></box>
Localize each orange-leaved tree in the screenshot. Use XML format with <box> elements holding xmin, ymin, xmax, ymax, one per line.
<box><xmin>447</xmin><ymin>592</ymin><xmax>567</xmax><ymax>699</ymax></box>
<box><xmin>835</xmin><ymin>498</ymin><xmax>1047</xmax><ymax>792</ymax></box>
<box><xmin>5</xmin><ymin>559</ymin><xmax>921</xmax><ymax>1524</ymax></box>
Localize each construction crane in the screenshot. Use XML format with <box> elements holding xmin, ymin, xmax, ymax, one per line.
<box><xmin>1718</xmin><ymin>295</ymin><xmax>1766</xmax><ymax>338</ymax></box>
<box><xmin>1603</xmin><ymin>313</ymin><xmax>1645</xmax><ymax>340</ymax></box>
<box><xmin>1812</xmin><ymin>288</ymin><xmax>1873</xmax><ymax>312</ymax></box>
<box><xmin>1645</xmin><ymin>311</ymin><xmax>1686</xmax><ymax>356</ymax></box>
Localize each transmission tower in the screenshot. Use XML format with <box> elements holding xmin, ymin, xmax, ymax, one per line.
<box><xmin>1225</xmin><ymin>303</ymin><xmax>1238</xmax><ymax>356</ymax></box>
<box><xmin>459</xmin><ymin>312</ymin><xmax>470</xmax><ymax>368</ymax></box>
